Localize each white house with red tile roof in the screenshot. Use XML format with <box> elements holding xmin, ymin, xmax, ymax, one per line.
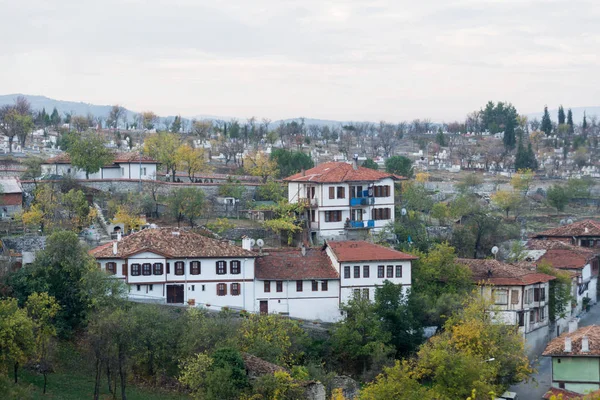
<box><xmin>41</xmin><ymin>152</ymin><xmax>158</xmax><ymax>180</ymax></box>
<box><xmin>284</xmin><ymin>161</ymin><xmax>405</xmax><ymax>242</ymax></box>
<box><xmin>91</xmin><ymin>231</ymin><xmax>416</xmax><ymax>322</ymax></box>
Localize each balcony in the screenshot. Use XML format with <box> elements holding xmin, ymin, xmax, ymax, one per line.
<box><xmin>298</xmin><ymin>198</ymin><xmax>318</xmax><ymax>207</ymax></box>
<box><xmin>350</xmin><ymin>197</ymin><xmax>374</xmax><ymax>207</ymax></box>
<box><xmin>345</xmin><ymin>220</ymin><xmax>375</xmax><ymax>229</ymax></box>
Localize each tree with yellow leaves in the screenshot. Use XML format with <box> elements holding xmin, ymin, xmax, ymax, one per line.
<box><xmin>144</xmin><ymin>132</ymin><xmax>181</xmax><ymax>181</ymax></box>
<box><xmin>491</xmin><ymin>190</ymin><xmax>522</xmax><ymax>219</ymax></box>
<box><xmin>510</xmin><ymin>169</ymin><xmax>534</xmax><ymax>196</ymax></box>
<box><xmin>175</xmin><ymin>144</ymin><xmax>211</xmax><ymax>181</ymax></box>
<box><xmin>111</xmin><ymin>205</ymin><xmax>144</xmax><ymax>232</ymax></box>
<box><xmin>244</xmin><ymin>151</ymin><xmax>279</xmax><ymax>183</ymax></box>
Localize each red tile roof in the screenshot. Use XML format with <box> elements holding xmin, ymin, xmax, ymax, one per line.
<box><xmin>534</xmin><ymin>219</ymin><xmax>600</xmax><ymax>238</ymax></box>
<box><xmin>458</xmin><ymin>258</ymin><xmax>555</xmax><ymax>286</ymax></box>
<box><xmin>284</xmin><ymin>161</ymin><xmax>405</xmax><ymax>183</ymax></box>
<box><xmin>44</xmin><ymin>152</ymin><xmax>157</xmax><ymax>165</ymax></box>
<box><xmin>538</xmin><ymin>249</ymin><xmax>591</xmax><ymax>270</ymax></box>
<box><xmin>90</xmin><ymin>228</ymin><xmax>255</xmax><ymax>259</ymax></box>
<box><xmin>543</xmin><ymin>325</ymin><xmax>600</xmax><ymax>357</ymax></box>
<box><xmin>255</xmin><ymin>248</ymin><xmax>339</xmax><ymax>280</ymax></box>
<box><xmin>543</xmin><ymin>387</ymin><xmax>587</xmax><ymax>400</ymax></box>
<box><xmin>327</xmin><ymin>241</ymin><xmax>417</xmax><ymax>263</ymax></box>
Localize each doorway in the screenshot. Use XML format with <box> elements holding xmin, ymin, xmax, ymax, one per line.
<box><xmin>166</xmin><ymin>284</ymin><xmax>184</xmax><ymax>304</ymax></box>
<box><xmin>259</xmin><ymin>300</ymin><xmax>268</xmax><ymax>315</ymax></box>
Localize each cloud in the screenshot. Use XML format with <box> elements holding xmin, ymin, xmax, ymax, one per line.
<box><xmin>1</xmin><ymin>0</ymin><xmax>599</xmax><ymax>121</ymax></box>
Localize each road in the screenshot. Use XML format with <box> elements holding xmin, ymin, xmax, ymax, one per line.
<box><xmin>509</xmin><ymin>304</ymin><xmax>600</xmax><ymax>399</ymax></box>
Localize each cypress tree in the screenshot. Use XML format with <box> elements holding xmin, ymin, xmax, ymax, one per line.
<box><xmin>541</xmin><ymin>106</ymin><xmax>553</xmax><ymax>136</ymax></box>
<box><xmin>558</xmin><ymin>105</ymin><xmax>565</xmax><ymax>125</ymax></box>
<box><xmin>567</xmin><ymin>109</ymin><xmax>574</xmax><ymax>135</ymax></box>
<box><xmin>583</xmin><ymin>111</ymin><xmax>588</xmax><ymax>133</ymax></box>
<box><xmin>527</xmin><ymin>142</ymin><xmax>538</xmax><ymax>170</ymax></box>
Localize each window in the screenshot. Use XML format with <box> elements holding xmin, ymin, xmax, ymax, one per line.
<box><xmin>374</xmin><ymin>185</ymin><xmax>390</xmax><ymax>197</ymax></box>
<box><xmin>559</xmin><ymin>382</ymin><xmax>565</xmax><ymax>389</ymax></box>
<box><xmin>311</xmin><ymin>210</ymin><xmax>315</xmax><ymax>222</ymax></box>
<box><xmin>217</xmin><ymin>283</ymin><xmax>227</xmax><ymax>296</ymax></box>
<box><xmin>534</xmin><ymin>287</ymin><xmax>545</xmax><ymax>302</ymax></box>
<box><xmin>540</xmin><ymin>307</ymin><xmax>546</xmax><ymax>321</ymax></box>
<box><xmin>529</xmin><ymin>309</ymin><xmax>535</xmax><ymax>323</ymax></box>
<box><xmin>153</xmin><ymin>263</ymin><xmax>163</xmax><ymax>275</ymax></box>
<box><xmin>141</xmin><ymin>167</ymin><xmax>146</xmax><ymax>175</ymax></box>
<box><xmin>321</xmin><ymin>281</ymin><xmax>328</xmax><ymax>291</ymax></box>
<box><xmin>106</xmin><ymin>262</ymin><xmax>116</xmax><ymax>275</ymax></box>
<box><xmin>190</xmin><ymin>261</ymin><xmax>201</xmax><ymax>275</ymax></box>
<box><xmin>312</xmin><ymin>280</ymin><xmax>318</xmax><ymax>291</ymax></box>
<box><xmin>540</xmin><ymin>288</ymin><xmax>546</xmax><ymax>301</ymax></box>
<box><xmin>325</xmin><ymin>210</ymin><xmax>342</xmax><ymax>222</ymax></box>
<box><xmin>372</xmin><ymin>208</ymin><xmax>392</xmax><ymax>220</ymax></box>
<box><xmin>296</xmin><ymin>281</ymin><xmax>303</xmax><ymax>292</ymax></box>
<box><xmin>329</xmin><ymin>187</ymin><xmax>335</xmax><ymax>199</ymax></box>
<box><xmin>276</xmin><ymin>281</ymin><xmax>283</xmax><ymax>292</ymax></box>
<box><xmin>264</xmin><ymin>281</ymin><xmax>271</xmax><ymax>293</ymax></box>
<box><xmin>230</xmin><ymin>260</ymin><xmax>241</xmax><ymax>275</ymax></box>
<box><xmin>136</xmin><ymin>284</ymin><xmax>141</xmax><ymax>291</ymax></box>
<box><xmin>336</xmin><ymin>186</ymin><xmax>345</xmax><ymax>199</ymax></box>
<box><xmin>362</xmin><ymin>288</ymin><xmax>369</xmax><ymax>300</ymax></box>
<box><xmin>354</xmin><ymin>289</ymin><xmax>361</xmax><ymax>298</ymax></box>
<box><xmin>142</xmin><ymin>263</ymin><xmax>152</xmax><ymax>276</ymax></box>
<box><xmin>166</xmin><ymin>262</ymin><xmax>170</xmax><ymax>274</ymax></box>
<box><xmin>395</xmin><ymin>265</ymin><xmax>402</xmax><ymax>278</ymax></box>
<box><xmin>494</xmin><ymin>289</ymin><xmax>508</xmax><ymax>304</ymax></box>
<box><xmin>149</xmin><ymin>284</ymin><xmax>153</xmax><ymax>291</ymax></box>
<box><xmin>363</xmin><ymin>265</ymin><xmax>370</xmax><ymax>278</ymax></box>
<box><xmin>191</xmin><ymin>285</ymin><xmax>195</xmax><ymax>291</ymax></box>
<box><xmin>202</xmin><ymin>285</ymin><xmax>205</xmax><ymax>291</ymax></box>
<box><xmin>344</xmin><ymin>266</ymin><xmax>350</xmax><ymax>279</ymax></box>
<box><xmin>131</xmin><ymin>263</ymin><xmax>140</xmax><ymax>276</ymax></box>
<box><xmin>386</xmin><ymin>265</ymin><xmax>393</xmax><ymax>278</ymax></box>
<box><xmin>354</xmin><ymin>265</ymin><xmax>360</xmax><ymax>278</ymax></box>
<box><xmin>518</xmin><ymin>311</ymin><xmax>525</xmax><ymax>327</ymax></box>
<box><xmin>378</xmin><ymin>265</ymin><xmax>384</xmax><ymax>278</ymax></box>
<box><xmin>231</xmin><ymin>283</ymin><xmax>240</xmax><ymax>296</ymax></box>
<box><xmin>216</xmin><ymin>261</ymin><xmax>227</xmax><ymax>275</ymax></box>
<box><xmin>511</xmin><ymin>290</ymin><xmax>520</xmax><ymax>304</ymax></box>
<box><xmin>175</xmin><ymin>261</ymin><xmax>184</xmax><ymax>276</ymax></box>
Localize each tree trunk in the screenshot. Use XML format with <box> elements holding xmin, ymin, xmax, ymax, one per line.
<box><xmin>119</xmin><ymin>351</ymin><xmax>127</xmax><ymax>400</ymax></box>
<box><xmin>86</xmin><ymin>171</ymin><xmax>89</xmax><ymax>179</ymax></box>
<box><xmin>94</xmin><ymin>357</ymin><xmax>102</xmax><ymax>400</ymax></box>
<box><xmin>43</xmin><ymin>372</ymin><xmax>47</xmax><ymax>394</ymax></box>
<box><xmin>8</xmin><ymin>136</ymin><xmax>13</xmax><ymax>153</ymax></box>
<box><xmin>107</xmin><ymin>363</ymin><xmax>113</xmax><ymax>394</ymax></box>
<box><xmin>14</xmin><ymin>362</ymin><xmax>18</xmax><ymax>383</ymax></box>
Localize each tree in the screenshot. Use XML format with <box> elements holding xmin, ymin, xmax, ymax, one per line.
<box><xmin>178</xmin><ymin>352</ymin><xmax>214</xmax><ymax>399</ymax></box>
<box><xmin>50</xmin><ymin>107</ymin><xmax>61</xmax><ymax>131</ymax></box>
<box><xmin>270</xmin><ymin>149</ymin><xmax>314</xmax><ymax>178</ymax></box>
<box><xmin>255</xmin><ymin>180</ymin><xmax>286</xmax><ymax>202</ymax></box>
<box><xmin>144</xmin><ymin>132</ymin><xmax>181</xmax><ymax>181</ymax></box>
<box><xmin>180</xmin><ymin>187</ymin><xmax>207</xmax><ymax>227</ymax></box>
<box><xmin>435</xmin><ymin>129</ymin><xmax>447</xmax><ymax>146</ymax></box>
<box><xmin>455</xmin><ymin>173</ymin><xmax>483</xmax><ymax>194</ymax></box>
<box><xmin>374</xmin><ymin>282</ymin><xmax>423</xmax><ymax>357</ymax></box>
<box><xmin>111</xmin><ymin>205</ymin><xmax>144</xmax><ymax>232</ymax></box>
<box><xmin>567</xmin><ymin>108</ymin><xmax>574</xmax><ymax>134</ymax></box>
<box><xmin>431</xmin><ymin>202</ymin><xmax>450</xmax><ymax>225</ymax></box>
<box><xmin>510</xmin><ymin>169</ymin><xmax>534</xmax><ymax>196</ymax></box>
<box><xmin>244</xmin><ymin>151</ymin><xmax>279</xmax><ymax>183</ymax></box>
<box><xmin>558</xmin><ymin>105</ymin><xmax>566</xmax><ymax>125</ymax></box>
<box><xmin>62</xmin><ymin>189</ymin><xmax>93</xmax><ymax>229</ymax></box>
<box><xmin>541</xmin><ymin>106</ymin><xmax>553</xmax><ymax>136</ymax></box>
<box><xmin>0</xmin><ymin>106</ymin><xmax>33</xmax><ymax>152</ymax></box>
<box><xmin>141</xmin><ymin>111</ymin><xmax>159</xmax><ymax>130</ymax></box>
<box><xmin>175</xmin><ymin>144</ymin><xmax>211</xmax><ymax>180</ymax></box>
<box><xmin>384</xmin><ymin>156</ymin><xmax>413</xmax><ymax>178</ymax></box>
<box><xmin>191</xmin><ymin>119</ymin><xmax>213</xmax><ymax>140</ymax></box>
<box><xmin>171</xmin><ymin>115</ymin><xmax>182</xmax><ymax>133</ymax></box>
<box><xmin>252</xmin><ymin>370</ymin><xmax>305</xmax><ymax>400</ymax></box>
<box><xmin>25</xmin><ymin>293</ymin><xmax>60</xmax><ymax>393</ymax></box>
<box><xmin>583</xmin><ymin>111</ymin><xmax>588</xmax><ymax>134</ymax></box>
<box><xmin>67</xmin><ymin>132</ymin><xmax>114</xmax><ymax>179</ymax></box>
<box><xmin>0</xmin><ymin>298</ymin><xmax>35</xmax><ymax>383</ymax></box>
<box><xmin>514</xmin><ymin>137</ymin><xmax>538</xmax><ymax>171</ymax></box>
<box><xmin>71</xmin><ymin>115</ymin><xmax>90</xmax><ymax>132</ymax></box>
<box><xmin>107</xmin><ymin>105</ymin><xmax>125</xmax><ymax>130</ymax></box>
<box><xmin>21</xmin><ymin>156</ymin><xmax>44</xmax><ymax>188</ymax></box>
<box><xmin>218</xmin><ymin>177</ymin><xmax>245</xmax><ymax>199</ymax></box>
<box><xmin>401</xmin><ymin>181</ymin><xmax>433</xmax><ymax>214</ymax></box>
<box><xmin>491</xmin><ymin>190</ymin><xmax>522</xmax><ymax>218</ymax></box>
<box><xmin>261</xmin><ymin>201</ymin><xmax>304</xmax><ymax>245</ymax></box>
<box><xmin>362</xmin><ymin>158</ymin><xmax>379</xmax><ymax>170</ymax></box>
<box><xmin>331</xmin><ymin>294</ymin><xmax>393</xmax><ymax>378</ymax></box>
<box><xmin>547</xmin><ymin>184</ymin><xmax>571</xmax><ymax>213</ymax></box>
<box><xmin>238</xmin><ymin>314</ymin><xmax>307</xmax><ymax>366</ymax></box>
<box><xmin>537</xmin><ymin>262</ymin><xmax>573</xmax><ymax>322</ymax></box>
<box><xmin>566</xmin><ymin>177</ymin><xmax>595</xmax><ymax>199</ymax></box>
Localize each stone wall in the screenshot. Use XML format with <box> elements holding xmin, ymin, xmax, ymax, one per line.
<box><xmin>3</xmin><ymin>235</ymin><xmax>46</xmax><ymax>252</ymax></box>
<box><xmin>219</xmin><ymin>227</ymin><xmax>270</xmax><ymax>241</ymax></box>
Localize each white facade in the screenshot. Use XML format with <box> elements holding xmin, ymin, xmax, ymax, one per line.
<box><xmin>42</xmin><ymin>161</ymin><xmax>157</xmax><ymax>180</ymax></box>
<box><xmin>288</xmin><ymin>177</ymin><xmax>396</xmax><ymax>241</ymax></box>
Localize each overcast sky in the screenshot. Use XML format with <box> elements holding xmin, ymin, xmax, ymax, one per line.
<box><xmin>1</xmin><ymin>0</ymin><xmax>599</xmax><ymax>122</ymax></box>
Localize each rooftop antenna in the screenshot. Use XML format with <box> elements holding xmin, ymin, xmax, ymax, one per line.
<box><xmin>256</xmin><ymin>239</ymin><xmax>264</xmax><ymax>255</ymax></box>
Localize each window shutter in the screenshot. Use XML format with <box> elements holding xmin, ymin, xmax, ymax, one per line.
<box><xmin>511</xmin><ymin>290</ymin><xmax>519</xmax><ymax>304</ymax></box>
<box><xmin>166</xmin><ymin>262</ymin><xmax>170</xmax><ymax>274</ymax></box>
<box><xmin>122</xmin><ymin>264</ymin><xmax>128</xmax><ymax>276</ymax></box>
<box><xmin>329</xmin><ymin>187</ymin><xmax>335</xmax><ymax>199</ymax></box>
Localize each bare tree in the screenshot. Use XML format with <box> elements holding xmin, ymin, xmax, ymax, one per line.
<box><xmin>377</xmin><ymin>121</ymin><xmax>397</xmax><ymax>157</ymax></box>
<box><xmin>107</xmin><ymin>105</ymin><xmax>125</xmax><ymax>130</ymax></box>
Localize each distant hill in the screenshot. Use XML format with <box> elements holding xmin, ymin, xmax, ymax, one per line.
<box><xmin>526</xmin><ymin>107</ymin><xmax>600</xmax><ymax>124</ymax></box>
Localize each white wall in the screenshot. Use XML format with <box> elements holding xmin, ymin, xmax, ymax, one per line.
<box><xmin>41</xmin><ymin>162</ymin><xmax>158</xmax><ymax>180</ymax></box>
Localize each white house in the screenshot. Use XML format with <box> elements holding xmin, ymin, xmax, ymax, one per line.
<box><xmin>326</xmin><ymin>240</ymin><xmax>416</xmax><ymax>303</ymax></box>
<box><xmin>284</xmin><ymin>161</ymin><xmax>405</xmax><ymax>242</ymax></box>
<box><xmin>459</xmin><ymin>258</ymin><xmax>555</xmax><ymax>357</ymax></box>
<box><xmin>41</xmin><ymin>152</ymin><xmax>158</xmax><ymax>180</ymax></box>
<box><xmin>91</xmin><ymin>228</ymin><xmax>257</xmax><ymax>310</ymax></box>
<box><xmin>91</xmin><ymin>230</ymin><xmax>417</xmax><ymax>323</ymax></box>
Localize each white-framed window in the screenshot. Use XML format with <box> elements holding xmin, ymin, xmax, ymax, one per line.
<box><xmin>493</xmin><ymin>289</ymin><xmax>508</xmax><ymax>305</ymax></box>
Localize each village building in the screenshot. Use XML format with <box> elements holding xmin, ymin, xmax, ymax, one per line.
<box><xmin>41</xmin><ymin>152</ymin><xmax>158</xmax><ymax>180</ymax></box>
<box><xmin>284</xmin><ymin>161</ymin><xmax>404</xmax><ymax>242</ymax></box>
<box><xmin>458</xmin><ymin>258</ymin><xmax>555</xmax><ymax>356</ymax></box>
<box><xmin>0</xmin><ymin>177</ymin><xmax>23</xmax><ymax>217</ymax></box>
<box><xmin>543</xmin><ymin>325</ymin><xmax>600</xmax><ymax>397</ymax></box>
<box><xmin>91</xmin><ymin>229</ymin><xmax>416</xmax><ymax>322</ymax></box>
<box><xmin>533</xmin><ymin>219</ymin><xmax>600</xmax><ymax>248</ymax></box>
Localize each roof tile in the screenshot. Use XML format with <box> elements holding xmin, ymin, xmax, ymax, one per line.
<box><xmin>534</xmin><ymin>219</ymin><xmax>600</xmax><ymax>238</ymax></box>
<box><xmin>458</xmin><ymin>258</ymin><xmax>555</xmax><ymax>286</ymax></box>
<box><xmin>327</xmin><ymin>241</ymin><xmax>417</xmax><ymax>263</ymax></box>
<box><xmin>255</xmin><ymin>248</ymin><xmax>339</xmax><ymax>280</ymax></box>
<box><xmin>284</xmin><ymin>161</ymin><xmax>404</xmax><ymax>183</ymax></box>
<box><xmin>543</xmin><ymin>325</ymin><xmax>600</xmax><ymax>356</ymax></box>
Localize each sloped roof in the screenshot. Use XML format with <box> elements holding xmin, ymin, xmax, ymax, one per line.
<box><xmin>241</xmin><ymin>353</ymin><xmax>286</xmax><ymax>376</ymax></box>
<box><xmin>90</xmin><ymin>228</ymin><xmax>255</xmax><ymax>259</ymax></box>
<box><xmin>458</xmin><ymin>258</ymin><xmax>555</xmax><ymax>286</ymax></box>
<box><xmin>0</xmin><ymin>178</ymin><xmax>22</xmax><ymax>194</ymax></box>
<box><xmin>44</xmin><ymin>152</ymin><xmax>157</xmax><ymax>165</ymax></box>
<box><xmin>534</xmin><ymin>219</ymin><xmax>600</xmax><ymax>238</ymax></box>
<box><xmin>284</xmin><ymin>161</ymin><xmax>404</xmax><ymax>183</ymax></box>
<box><xmin>327</xmin><ymin>240</ymin><xmax>417</xmax><ymax>263</ymax></box>
<box><xmin>255</xmin><ymin>248</ymin><xmax>339</xmax><ymax>280</ymax></box>
<box><xmin>538</xmin><ymin>249</ymin><xmax>591</xmax><ymax>270</ymax></box>
<box><xmin>543</xmin><ymin>387</ymin><xmax>588</xmax><ymax>400</ymax></box>
<box><xmin>543</xmin><ymin>325</ymin><xmax>600</xmax><ymax>356</ymax></box>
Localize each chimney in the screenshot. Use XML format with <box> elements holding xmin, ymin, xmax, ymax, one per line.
<box><xmin>242</xmin><ymin>237</ymin><xmax>252</xmax><ymax>251</ymax></box>
<box><xmin>582</xmin><ymin>335</ymin><xmax>590</xmax><ymax>352</ymax></box>
<box><xmin>352</xmin><ymin>153</ymin><xmax>359</xmax><ymax>170</ymax></box>
<box><xmin>565</xmin><ymin>336</ymin><xmax>572</xmax><ymax>352</ymax></box>
<box><xmin>112</xmin><ymin>242</ymin><xmax>118</xmax><ymax>255</ymax></box>
<box><xmin>301</xmin><ymin>168</ymin><xmax>305</xmax><ymax>176</ymax></box>
<box><xmin>301</xmin><ymin>243</ymin><xmax>306</xmax><ymax>257</ymax></box>
<box><xmin>117</xmin><ymin>232</ymin><xmax>122</xmax><ymax>242</ymax></box>
<box><xmin>172</xmin><ymin>231</ymin><xmax>180</xmax><ymax>236</ymax></box>
<box><xmin>569</xmin><ymin>319</ymin><xmax>579</xmax><ymax>333</ymax></box>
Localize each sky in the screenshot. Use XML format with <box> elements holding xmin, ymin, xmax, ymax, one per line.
<box><xmin>1</xmin><ymin>0</ymin><xmax>599</xmax><ymax>122</ymax></box>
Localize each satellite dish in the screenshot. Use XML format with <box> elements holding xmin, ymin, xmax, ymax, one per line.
<box><xmin>249</xmin><ymin>238</ymin><xmax>256</xmax><ymax>247</ymax></box>
<box><xmin>560</xmin><ymin>219</ymin><xmax>566</xmax><ymax>225</ymax></box>
<box><xmin>256</xmin><ymin>239</ymin><xmax>264</xmax><ymax>248</ymax></box>
<box><xmin>567</xmin><ymin>219</ymin><xmax>573</xmax><ymax>224</ymax></box>
<box><xmin>491</xmin><ymin>246</ymin><xmax>499</xmax><ymax>255</ymax></box>
<box><xmin>401</xmin><ymin>208</ymin><xmax>407</xmax><ymax>216</ymax></box>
